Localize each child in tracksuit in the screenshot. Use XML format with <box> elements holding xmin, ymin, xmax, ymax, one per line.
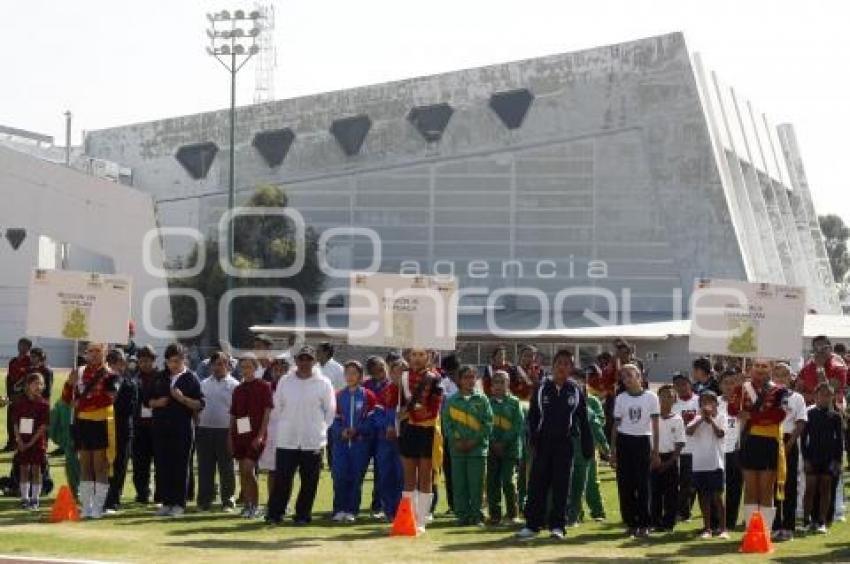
<box><xmin>650</xmin><ymin>384</ymin><xmax>685</xmax><ymax>531</ymax></box>
<box><xmin>568</xmin><ymin>366</ymin><xmax>610</xmax><ymax>525</ymax></box>
<box><xmin>331</xmin><ymin>361</ymin><xmax>377</xmax><ymax>522</ymax></box>
<box><xmin>802</xmin><ymin>383</ymin><xmax>844</xmax><ymax>533</ymax></box>
<box><xmin>443</xmin><ymin>365</ymin><xmax>493</xmax><ymax>526</ymax></box>
<box><xmin>367</xmin><ymin>356</ymin><xmax>404</xmax><ymax>521</ymax></box>
<box><xmin>487</xmin><ymin>370</ymin><xmax>524</xmax><ymax>525</ymax></box>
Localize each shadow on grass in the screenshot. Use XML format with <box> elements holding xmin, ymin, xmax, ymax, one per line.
<box><xmin>166</xmin><ymin>537</ymin><xmax>321</xmax><ymax>551</ymax></box>
<box><xmin>166</xmin><ymin>528</ymin><xmax>388</xmax><ymax>551</ymax></box>
<box><xmin>437</xmin><ymin>528</ymin><xmax>629</xmax><ymax>553</ymax></box>
<box><xmin>773</xmin><ymin>542</ymin><xmax>850</xmax><ymax>563</ymax></box>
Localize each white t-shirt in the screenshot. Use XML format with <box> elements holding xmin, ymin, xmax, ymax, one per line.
<box><xmin>614</xmin><ymin>390</ymin><xmax>660</xmax><ymax>436</ymax></box>
<box><xmin>688</xmin><ymin>414</ymin><xmax>727</xmax><ymax>472</ymax></box>
<box><xmin>321</xmin><ymin>358</ymin><xmax>346</xmax><ymax>391</ymax></box>
<box><xmin>655</xmin><ymin>413</ymin><xmax>686</xmax><ymax>454</ymax></box>
<box><xmin>718</xmin><ymin>397</ymin><xmax>740</xmax><ymax>453</ymax></box>
<box><xmin>781</xmin><ymin>390</ymin><xmax>808</xmax><ymax>435</ymax></box>
<box><xmin>673</xmin><ymin>394</ymin><xmax>700</xmax><ymax>454</ymax></box>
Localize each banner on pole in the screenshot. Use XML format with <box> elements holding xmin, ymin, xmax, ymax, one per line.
<box><xmin>26</xmin><ymin>269</ymin><xmax>132</xmax><ymax>344</ymax></box>
<box><xmin>688</xmin><ymin>278</ymin><xmax>806</xmax><ymax>359</ymax></box>
<box><xmin>347</xmin><ymin>272</ymin><xmax>457</xmax><ymax>350</ymax></box>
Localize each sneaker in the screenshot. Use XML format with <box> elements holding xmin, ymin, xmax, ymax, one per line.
<box><xmin>592</xmin><ymin>516</ymin><xmax>606</xmax><ymax>522</ymax></box>
<box><xmin>371</xmin><ymin>510</ymin><xmax>385</xmax><ymax>520</ymax></box>
<box><xmin>222</xmin><ymin>504</ymin><xmax>236</xmax><ymax>513</ymax></box>
<box><xmin>343</xmin><ymin>513</ymin><xmax>356</xmax><ymax>523</ymax></box>
<box><xmin>332</xmin><ymin>511</ymin><xmax>347</xmax><ymax>522</ymax></box>
<box><xmin>168</xmin><ymin>506</ymin><xmax>185</xmax><ymax>518</ymax></box>
<box><xmin>770</xmin><ymin>529</ymin><xmax>782</xmax><ymax>540</ymax></box>
<box><xmin>816</xmin><ymin>524</ymin><xmax>828</xmax><ymax>534</ymax></box>
<box><xmin>19</xmin><ymin>499</ymin><xmax>30</xmax><ymax>510</ymax></box>
<box><xmin>549</xmin><ymin>528</ymin><xmax>565</xmax><ymax>540</ymax></box>
<box><xmin>716</xmin><ymin>530</ymin><xmax>730</xmax><ymax>540</ymax></box>
<box><xmin>625</xmin><ymin>527</ymin><xmax>636</xmax><ymax>538</ymax></box>
<box><xmin>293</xmin><ymin>516</ymin><xmax>311</xmax><ymax>526</ymax></box>
<box><xmin>635</xmin><ymin>528</ymin><xmax>650</xmax><ymax>538</ymax></box>
<box><xmin>29</xmin><ymin>500</ymin><xmax>40</xmax><ymax>511</ymax></box>
<box><xmin>700</xmin><ymin>530</ymin><xmax>712</xmax><ymax>539</ymax></box>
<box><xmin>515</xmin><ymin>527</ymin><xmax>538</xmax><ymax>540</ymax></box>
<box><xmin>264</xmin><ymin>515</ymin><xmax>282</xmax><ymax>526</ymax></box>
<box><xmin>240</xmin><ymin>505</ymin><xmax>254</xmax><ymax>518</ymax></box>
<box><xmin>104</xmin><ymin>508</ymin><xmax>117</xmax><ymax>515</ymax></box>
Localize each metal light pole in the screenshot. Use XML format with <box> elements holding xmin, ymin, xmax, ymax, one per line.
<box><xmin>206</xmin><ymin>9</ymin><xmax>263</xmax><ymax>346</ymax></box>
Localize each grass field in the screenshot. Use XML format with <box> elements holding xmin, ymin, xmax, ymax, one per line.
<box><xmin>0</xmin><ymin>369</ymin><xmax>848</xmax><ymax>563</ymax></box>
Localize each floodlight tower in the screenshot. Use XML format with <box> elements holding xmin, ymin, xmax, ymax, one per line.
<box><xmin>253</xmin><ymin>2</ymin><xmax>277</xmax><ymax>104</ymax></box>
<box><xmin>206</xmin><ymin>8</ymin><xmax>265</xmax><ymax>345</ymax></box>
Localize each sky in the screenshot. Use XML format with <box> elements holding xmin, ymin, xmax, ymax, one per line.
<box><xmin>2</xmin><ymin>0</ymin><xmax>848</xmax><ymax>225</ymax></box>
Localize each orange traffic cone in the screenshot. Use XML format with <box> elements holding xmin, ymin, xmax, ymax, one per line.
<box><xmin>740</xmin><ymin>510</ymin><xmax>772</xmax><ymax>553</ymax></box>
<box><xmin>390</xmin><ymin>495</ymin><xmax>418</xmax><ymax>536</ymax></box>
<box><xmin>49</xmin><ymin>485</ymin><xmax>80</xmax><ymax>523</ymax></box>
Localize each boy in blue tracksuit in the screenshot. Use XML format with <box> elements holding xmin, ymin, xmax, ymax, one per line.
<box><xmin>331</xmin><ymin>361</ymin><xmax>378</xmax><ymax>522</ymax></box>
<box><xmin>365</xmin><ymin>356</ymin><xmax>404</xmax><ymax>521</ymax></box>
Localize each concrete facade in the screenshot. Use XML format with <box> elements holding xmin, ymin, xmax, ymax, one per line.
<box><xmin>0</xmin><ymin>145</ymin><xmax>171</xmax><ymax>363</ymax></box>
<box><xmin>82</xmin><ymin>32</ymin><xmax>840</xmax><ymax>334</ymax></box>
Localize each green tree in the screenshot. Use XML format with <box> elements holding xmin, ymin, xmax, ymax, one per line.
<box><xmin>819</xmin><ymin>214</ymin><xmax>850</xmax><ymax>283</ymax></box>
<box><xmin>170</xmin><ymin>185</ymin><xmax>325</xmax><ymax>348</ymax></box>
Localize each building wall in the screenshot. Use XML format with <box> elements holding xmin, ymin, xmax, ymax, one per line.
<box><xmin>0</xmin><ymin>145</ymin><xmax>172</xmax><ymax>363</ymax></box>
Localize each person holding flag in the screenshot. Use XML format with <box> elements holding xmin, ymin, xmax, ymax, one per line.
<box><xmin>727</xmin><ymin>358</ymin><xmax>789</xmax><ymax>532</ymax></box>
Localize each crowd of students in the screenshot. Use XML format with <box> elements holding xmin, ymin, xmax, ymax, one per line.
<box><xmin>2</xmin><ymin>333</ymin><xmax>849</xmax><ymax>544</ymax></box>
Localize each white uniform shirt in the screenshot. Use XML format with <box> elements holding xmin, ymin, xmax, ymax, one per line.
<box><xmin>688</xmin><ymin>414</ymin><xmax>727</xmax><ymax>472</ymax></box>
<box><xmin>718</xmin><ymin>397</ymin><xmax>740</xmax><ymax>453</ymax></box>
<box><xmin>614</xmin><ymin>390</ymin><xmax>660</xmax><ymax>436</ymax></box>
<box><xmin>655</xmin><ymin>413</ymin><xmax>686</xmax><ymax>454</ymax></box>
<box><xmin>673</xmin><ymin>394</ymin><xmax>700</xmax><ymax>455</ymax></box>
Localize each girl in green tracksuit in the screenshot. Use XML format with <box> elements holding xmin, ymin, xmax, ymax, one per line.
<box><xmin>442</xmin><ymin>365</ymin><xmax>493</xmax><ymax>526</ymax></box>
<box><xmin>486</xmin><ymin>370</ymin><xmax>525</xmax><ymax>524</ymax></box>
<box><xmin>568</xmin><ymin>366</ymin><xmax>610</xmax><ymax>525</ymax></box>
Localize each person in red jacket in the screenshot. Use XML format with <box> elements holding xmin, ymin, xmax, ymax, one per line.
<box><xmin>14</xmin><ymin>372</ymin><xmax>49</xmax><ymax>510</ymax></box>
<box><xmin>512</xmin><ymin>345</ymin><xmax>542</xmax><ymax>402</ymax></box>
<box><xmin>797</xmin><ymin>336</ymin><xmax>847</xmax><ymax>408</ymax></box>
<box><xmin>5</xmin><ymin>337</ymin><xmax>33</xmax><ymax>452</ymax></box>
<box><xmin>727</xmin><ymin>358</ymin><xmax>789</xmax><ymax>532</ymax></box>
<box><xmin>398</xmin><ymin>347</ymin><xmax>443</xmax><ymax>532</ymax></box>
<box><xmin>482</xmin><ymin>345</ymin><xmax>515</xmax><ymax>397</ymax></box>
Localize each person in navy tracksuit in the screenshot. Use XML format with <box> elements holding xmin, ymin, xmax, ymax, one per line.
<box><xmin>330</xmin><ymin>361</ymin><xmax>377</xmax><ymax>522</ymax></box>
<box><xmin>364</xmin><ymin>357</ymin><xmax>391</xmax><ymax>517</ymax></box>
<box><xmin>371</xmin><ymin>357</ymin><xmax>406</xmax><ymax>521</ymax></box>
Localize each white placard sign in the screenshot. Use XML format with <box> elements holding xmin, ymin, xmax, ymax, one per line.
<box><xmin>347</xmin><ymin>272</ymin><xmax>458</xmax><ymax>350</ymax></box>
<box><xmin>26</xmin><ymin>269</ymin><xmax>132</xmax><ymax>344</ymax></box>
<box><xmin>688</xmin><ymin>278</ymin><xmax>806</xmax><ymax>359</ymax></box>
